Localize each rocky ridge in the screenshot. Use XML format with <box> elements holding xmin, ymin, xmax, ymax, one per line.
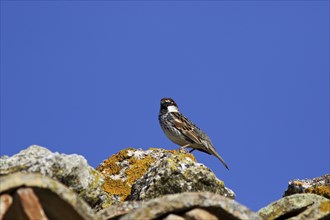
<box><xmin>0</xmin><ymin>145</ymin><xmax>329</xmax><ymax>220</ymax></box>
<box><xmin>283</xmin><ymin>174</ymin><xmax>330</xmax><ymax>199</ymax></box>
<box><xmin>97</xmin><ymin>148</ymin><xmax>234</xmax><ymax>202</ymax></box>
<box><xmin>0</xmin><ymin>145</ymin><xmax>110</xmax><ymax>210</ymax></box>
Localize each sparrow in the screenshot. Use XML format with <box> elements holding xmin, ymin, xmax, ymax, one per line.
<box><xmin>158</xmin><ymin>97</ymin><xmax>229</xmax><ymax>170</ymax></box>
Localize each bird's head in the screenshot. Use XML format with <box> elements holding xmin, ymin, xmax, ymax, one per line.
<box><xmin>160</xmin><ymin>97</ymin><xmax>179</xmax><ymax>112</ymax></box>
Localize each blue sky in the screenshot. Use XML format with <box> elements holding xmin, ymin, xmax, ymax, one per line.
<box><xmin>1</xmin><ymin>1</ymin><xmax>329</xmax><ymax>211</ymax></box>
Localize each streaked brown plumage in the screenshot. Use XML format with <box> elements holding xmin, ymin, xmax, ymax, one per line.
<box><xmin>158</xmin><ymin>97</ymin><xmax>229</xmax><ymax>170</ymax></box>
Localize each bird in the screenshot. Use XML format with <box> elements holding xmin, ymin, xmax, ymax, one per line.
<box><xmin>158</xmin><ymin>97</ymin><xmax>229</xmax><ymax>170</ymax></box>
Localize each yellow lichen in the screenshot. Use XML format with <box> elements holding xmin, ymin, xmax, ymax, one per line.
<box><xmin>217</xmin><ymin>179</ymin><xmax>225</xmax><ymax>187</ymax></box>
<box><xmin>319</xmin><ymin>200</ymin><xmax>330</xmax><ymax>212</ymax></box>
<box><xmin>98</xmin><ymin>147</ymin><xmax>198</xmax><ymax>201</ymax></box>
<box><xmin>102</xmin><ymin>176</ymin><xmax>131</xmax><ymax>198</ymax></box>
<box><xmin>306</xmin><ymin>186</ymin><xmax>330</xmax><ymax>199</ymax></box>
<box><xmin>126</xmin><ymin>155</ymin><xmax>156</xmax><ymax>185</ymax></box>
<box><xmin>97</xmin><ymin>148</ymin><xmax>134</xmax><ymax>175</ymax></box>
<box><xmin>98</xmin><ymin>148</ymin><xmax>158</xmax><ymax>201</ymax></box>
<box><xmin>101</xmin><ymin>201</ymin><xmax>112</xmax><ymax>209</ymax></box>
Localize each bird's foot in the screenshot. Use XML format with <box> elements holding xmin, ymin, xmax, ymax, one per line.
<box><xmin>177</xmin><ymin>146</ymin><xmax>189</xmax><ymax>154</ymax></box>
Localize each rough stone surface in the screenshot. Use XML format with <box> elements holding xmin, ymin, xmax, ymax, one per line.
<box><xmin>0</xmin><ymin>194</ymin><xmax>12</xmax><ymax>219</ymax></box>
<box><xmin>120</xmin><ymin>192</ymin><xmax>260</xmax><ymax>220</ymax></box>
<box><xmin>97</xmin><ymin>201</ymin><xmax>144</xmax><ymax>220</ymax></box>
<box><xmin>184</xmin><ymin>208</ymin><xmax>218</xmax><ymax>220</ymax></box>
<box><xmin>284</xmin><ymin>174</ymin><xmax>330</xmax><ymax>199</ymax></box>
<box><xmin>97</xmin><ymin>148</ymin><xmax>161</xmax><ymax>203</ymax></box>
<box><xmin>0</xmin><ymin>145</ymin><xmax>111</xmax><ymax>210</ymax></box>
<box><xmin>97</xmin><ymin>148</ymin><xmax>233</xmax><ymax>203</ymax></box>
<box><xmin>258</xmin><ymin>193</ymin><xmax>330</xmax><ymax>220</ymax></box>
<box><xmin>2</xmin><ymin>146</ymin><xmax>328</xmax><ymax>220</ymax></box>
<box><xmin>0</xmin><ymin>172</ymin><xmax>99</xmax><ymax>220</ymax></box>
<box><xmin>128</xmin><ymin>151</ymin><xmax>234</xmax><ymax>201</ymax></box>
<box><xmin>16</xmin><ymin>187</ymin><xmax>48</xmax><ymax>220</ymax></box>
<box><xmin>163</xmin><ymin>214</ymin><xmax>186</xmax><ymax>220</ymax></box>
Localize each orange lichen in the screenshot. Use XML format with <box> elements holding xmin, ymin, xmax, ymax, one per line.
<box><xmin>98</xmin><ymin>148</ymin><xmax>158</xmax><ymax>201</ymax></box>
<box><xmin>292</xmin><ymin>181</ymin><xmax>303</xmax><ymax>186</ymax></box>
<box><xmin>306</xmin><ymin>186</ymin><xmax>330</xmax><ymax>199</ymax></box>
<box><xmin>98</xmin><ymin>147</ymin><xmax>198</xmax><ymax>201</ymax></box>
<box><xmin>125</xmin><ymin>155</ymin><xmax>156</xmax><ymax>185</ymax></box>
<box><xmin>97</xmin><ymin>148</ymin><xmax>134</xmax><ymax>175</ymax></box>
<box><xmin>319</xmin><ymin>200</ymin><xmax>330</xmax><ymax>212</ymax></box>
<box><xmin>102</xmin><ymin>176</ymin><xmax>131</xmax><ymax>198</ymax></box>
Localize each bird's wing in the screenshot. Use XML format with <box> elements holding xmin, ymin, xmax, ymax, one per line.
<box><xmin>170</xmin><ymin>112</ymin><xmax>203</xmax><ymax>145</ymax></box>
<box><xmin>169</xmin><ymin>112</ymin><xmax>230</xmax><ymax>170</ymax></box>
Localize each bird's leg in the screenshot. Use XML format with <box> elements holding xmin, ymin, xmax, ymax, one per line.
<box><xmin>177</xmin><ymin>144</ymin><xmax>190</xmax><ymax>153</ymax></box>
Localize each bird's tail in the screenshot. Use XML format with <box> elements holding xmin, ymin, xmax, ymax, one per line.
<box><xmin>203</xmin><ymin>141</ymin><xmax>229</xmax><ymax>170</ymax></box>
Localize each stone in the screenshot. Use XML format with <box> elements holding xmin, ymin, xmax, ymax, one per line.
<box><xmin>16</xmin><ymin>187</ymin><xmax>48</xmax><ymax>220</ymax></box>
<box><xmin>163</xmin><ymin>214</ymin><xmax>186</xmax><ymax>220</ymax></box>
<box><xmin>120</xmin><ymin>192</ymin><xmax>260</xmax><ymax>220</ymax></box>
<box><xmin>97</xmin><ymin>148</ymin><xmax>159</xmax><ymax>203</ymax></box>
<box><xmin>0</xmin><ymin>194</ymin><xmax>12</xmax><ymax>219</ymax></box>
<box><xmin>258</xmin><ymin>193</ymin><xmax>330</xmax><ymax>220</ymax></box>
<box><xmin>0</xmin><ymin>172</ymin><xmax>99</xmax><ymax>220</ymax></box>
<box><xmin>0</xmin><ymin>145</ymin><xmax>111</xmax><ymax>210</ymax></box>
<box><xmin>97</xmin><ymin>201</ymin><xmax>144</xmax><ymax>220</ymax></box>
<box><xmin>283</xmin><ymin>174</ymin><xmax>330</xmax><ymax>199</ymax></box>
<box><xmin>126</xmin><ymin>149</ymin><xmax>234</xmax><ymax>201</ymax></box>
<box><xmin>183</xmin><ymin>208</ymin><xmax>218</xmax><ymax>220</ymax></box>
<box><xmin>98</xmin><ymin>148</ymin><xmax>234</xmax><ymax>203</ymax></box>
